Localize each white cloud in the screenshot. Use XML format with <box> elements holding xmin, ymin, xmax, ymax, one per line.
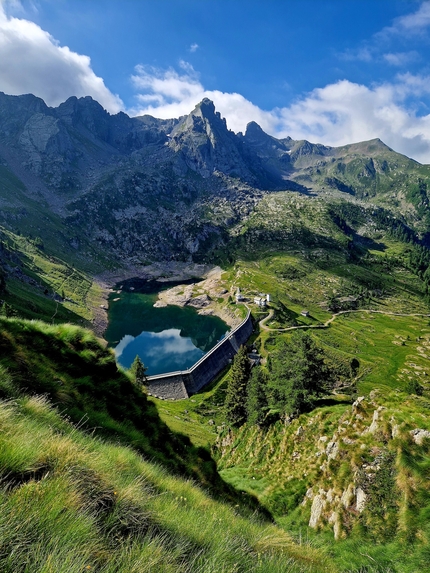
<box><xmin>339</xmin><ymin>2</ymin><xmax>430</xmax><ymax>64</ymax></box>
<box><xmin>189</xmin><ymin>43</ymin><xmax>199</xmax><ymax>53</ymax></box>
<box><xmin>130</xmin><ymin>62</ymin><xmax>278</xmax><ymax>133</ymax></box>
<box><xmin>383</xmin><ymin>0</ymin><xmax>430</xmax><ymax>36</ymax></box>
<box><xmin>383</xmin><ymin>51</ymin><xmax>420</xmax><ymax>66</ymax></box>
<box><xmin>276</xmin><ymin>76</ymin><xmax>430</xmax><ymax>163</ymax></box>
<box><xmin>114</xmin><ymin>334</ymin><xmax>135</xmax><ymax>358</ymax></box>
<box><xmin>0</xmin><ymin>4</ymin><xmax>123</xmax><ymax>112</ymax></box>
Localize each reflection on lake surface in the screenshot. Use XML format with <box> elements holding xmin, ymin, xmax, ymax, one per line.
<box><xmin>105</xmin><ymin>278</ymin><xmax>228</xmax><ymax>375</ymax></box>
<box><xmin>114</xmin><ymin>329</ymin><xmax>205</xmax><ymax>374</ymax></box>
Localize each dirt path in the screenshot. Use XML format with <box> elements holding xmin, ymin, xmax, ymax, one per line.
<box><xmin>258</xmin><ymin>308</ymin><xmax>430</xmax><ymax>333</ymax></box>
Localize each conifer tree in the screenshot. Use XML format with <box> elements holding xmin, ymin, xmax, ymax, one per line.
<box><xmin>267</xmin><ymin>331</ymin><xmax>328</xmax><ymax>418</ymax></box>
<box><xmin>0</xmin><ymin>302</ymin><xmax>16</xmax><ymax>318</ymax></box>
<box><xmin>130</xmin><ymin>355</ymin><xmax>148</xmax><ymax>390</ymax></box>
<box><xmin>224</xmin><ymin>345</ymin><xmax>251</xmax><ymax>426</ymax></box>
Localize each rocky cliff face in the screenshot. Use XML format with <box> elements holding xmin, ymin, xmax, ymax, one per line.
<box><xmin>169</xmin><ymin>99</ymin><xmax>246</xmax><ymax>179</ymax></box>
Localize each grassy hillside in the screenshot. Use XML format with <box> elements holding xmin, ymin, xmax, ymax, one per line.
<box><xmin>0</xmin><ymin>165</ymin><xmax>114</xmax><ymax>271</ymax></box>
<box><xmin>149</xmin><ymin>310</ymin><xmax>430</xmax><ymax>572</ymax></box>
<box><xmin>0</xmin><ymin>385</ymin><xmax>329</xmax><ymax>572</ymax></box>
<box><xmin>217</xmin><ymin>387</ymin><xmax>430</xmax><ymax>573</ymax></box>
<box><xmin>0</xmin><ymin>316</ymin><xmax>258</xmax><ymax>500</ymax></box>
<box><xmin>0</xmin><ymin>315</ymin><xmax>341</xmax><ymax>572</ymax></box>
<box><xmin>0</xmin><ymin>226</ymin><xmax>104</xmax><ymax>325</ymax></box>
<box><xmin>142</xmin><ymin>194</ymin><xmax>430</xmax><ymax>572</ymax></box>
<box><xmin>2</xmin><ymin>165</ymin><xmax>430</xmax><ymax>572</ymax></box>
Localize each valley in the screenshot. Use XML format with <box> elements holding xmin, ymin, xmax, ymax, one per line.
<box><xmin>0</xmin><ymin>92</ymin><xmax>430</xmax><ymax>572</ymax></box>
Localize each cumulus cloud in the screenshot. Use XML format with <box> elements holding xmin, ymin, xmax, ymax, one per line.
<box><xmin>189</xmin><ymin>43</ymin><xmax>199</xmax><ymax>53</ymax></box>
<box><xmin>276</xmin><ymin>77</ymin><xmax>430</xmax><ymax>162</ymax></box>
<box><xmin>130</xmin><ymin>62</ymin><xmax>430</xmax><ymax>163</ymax></box>
<box><xmin>0</xmin><ymin>4</ymin><xmax>123</xmax><ymax>112</ymax></box>
<box><xmin>130</xmin><ymin>61</ymin><xmax>278</xmax><ymax>134</ymax></box>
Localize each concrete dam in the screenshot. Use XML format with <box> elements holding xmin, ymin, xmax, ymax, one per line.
<box><xmin>146</xmin><ymin>310</ymin><xmax>253</xmax><ymax>400</ymax></box>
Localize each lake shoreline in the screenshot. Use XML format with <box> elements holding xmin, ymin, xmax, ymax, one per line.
<box><xmin>93</xmin><ymin>262</ymin><xmax>241</xmax><ymax>338</ymax></box>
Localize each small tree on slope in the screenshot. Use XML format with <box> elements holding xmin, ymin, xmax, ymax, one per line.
<box><xmin>130</xmin><ymin>355</ymin><xmax>148</xmax><ymax>390</ymax></box>
<box><xmin>246</xmin><ymin>366</ymin><xmax>269</xmax><ymax>426</ymax></box>
<box><xmin>225</xmin><ymin>345</ymin><xmax>251</xmax><ymax>427</ymax></box>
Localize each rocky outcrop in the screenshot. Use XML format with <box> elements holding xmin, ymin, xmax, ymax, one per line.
<box><xmin>309</xmin><ymin>493</ymin><xmax>326</xmax><ymax>528</ymax></box>
<box><xmin>410</xmin><ymin>428</ymin><xmax>430</xmax><ymax>445</ymax></box>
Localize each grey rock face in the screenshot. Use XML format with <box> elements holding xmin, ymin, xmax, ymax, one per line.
<box><xmin>169</xmin><ymin>99</ymin><xmax>257</xmax><ymax>183</ymax></box>
<box><xmin>0</xmin><ymin>93</ymin><xmax>288</xmax><ymax>264</ymax></box>
<box><xmin>0</xmin><ymin>91</ymin><xmax>428</xmax><ymax>266</ymax></box>
<box><xmin>309</xmin><ymin>492</ymin><xmax>326</xmax><ymax>528</ymax></box>
<box><xmin>410</xmin><ymin>429</ymin><xmax>430</xmax><ymax>445</ymax></box>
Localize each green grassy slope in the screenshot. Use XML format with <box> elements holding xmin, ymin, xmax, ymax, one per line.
<box><xmin>2</xmin><ymin>138</ymin><xmax>430</xmax><ymax>572</ymax></box>
<box><xmin>0</xmin><ymin>165</ymin><xmax>114</xmax><ymax>271</ymax></box>
<box><xmin>0</xmin><ymin>316</ymin><xmax>263</xmax><ymax>504</ymax></box>
<box><xmin>287</xmin><ymin>139</ymin><xmax>430</xmax><ymax>230</ymax></box>
<box><xmin>217</xmin><ymin>388</ymin><xmax>430</xmax><ymax>573</ymax></box>
<box><xmin>0</xmin><ymin>385</ymin><xmax>332</xmax><ymax>572</ymax></box>
<box><xmin>0</xmin><ymin>316</ymin><xmax>336</xmax><ymax>572</ymax></box>
<box><xmin>0</xmin><ymin>226</ymin><xmax>104</xmax><ymax>325</ymax></box>
<box><xmin>141</xmin><ymin>193</ymin><xmax>430</xmax><ymax>572</ymax></box>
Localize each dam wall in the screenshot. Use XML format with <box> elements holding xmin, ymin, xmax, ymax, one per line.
<box><xmin>146</xmin><ymin>310</ymin><xmax>253</xmax><ymax>400</ymax></box>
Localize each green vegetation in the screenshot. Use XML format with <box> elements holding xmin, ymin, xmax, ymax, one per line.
<box><xmin>0</xmin><ymin>316</ymin><xmax>263</xmax><ymax>504</ymax></box>
<box><xmin>0</xmin><ymin>391</ymin><xmax>331</xmax><ymax>572</ymax></box>
<box><xmin>0</xmin><ymin>166</ymin><xmax>112</xmax><ymax>273</ymax></box>
<box><xmin>148</xmin><ymin>368</ymin><xmax>231</xmax><ymax>447</ymax></box>
<box><xmin>0</xmin><ymin>316</ymin><xmax>342</xmax><ymax>572</ymax></box>
<box><xmin>129</xmin><ymin>355</ymin><xmax>148</xmax><ymax>389</ymax></box>
<box><xmin>246</xmin><ymin>367</ymin><xmax>268</xmax><ymax>426</ymax></box>
<box><xmin>154</xmin><ymin>192</ymin><xmax>430</xmax><ymax>572</ymax></box>
<box><xmin>224</xmin><ymin>345</ymin><xmax>251</xmax><ymax>426</ymax></box>
<box><xmin>2</xmin><ymin>136</ymin><xmax>430</xmax><ymax>572</ymax></box>
<box><xmin>267</xmin><ymin>332</ymin><xmax>330</xmax><ymax>418</ymax></box>
<box><xmin>217</xmin><ymin>388</ymin><xmax>430</xmax><ymax>572</ymax></box>
<box><xmin>0</xmin><ymin>227</ymin><xmax>103</xmax><ymax>325</ymax></box>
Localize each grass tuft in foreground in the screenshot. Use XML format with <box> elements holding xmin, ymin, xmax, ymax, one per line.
<box><xmin>0</xmin><ymin>388</ymin><xmax>332</xmax><ymax>572</ymax></box>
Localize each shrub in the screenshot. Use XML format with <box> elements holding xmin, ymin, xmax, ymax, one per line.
<box><xmin>406</xmin><ymin>379</ymin><xmax>424</xmax><ymax>396</ymax></box>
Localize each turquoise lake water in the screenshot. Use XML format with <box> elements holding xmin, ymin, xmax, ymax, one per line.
<box><xmin>105</xmin><ymin>278</ymin><xmax>229</xmax><ymax>375</ymax></box>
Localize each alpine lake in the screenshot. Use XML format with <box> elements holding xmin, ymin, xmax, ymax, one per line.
<box><xmin>105</xmin><ymin>278</ymin><xmax>229</xmax><ymax>375</ymax></box>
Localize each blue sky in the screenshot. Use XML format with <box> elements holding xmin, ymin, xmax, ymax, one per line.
<box><xmin>3</xmin><ymin>0</ymin><xmax>430</xmax><ymax>161</ymax></box>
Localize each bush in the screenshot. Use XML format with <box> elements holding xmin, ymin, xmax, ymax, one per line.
<box><xmin>406</xmin><ymin>379</ymin><xmax>424</xmax><ymax>396</ymax></box>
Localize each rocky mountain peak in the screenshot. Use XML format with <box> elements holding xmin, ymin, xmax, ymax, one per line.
<box><xmin>168</xmin><ymin>99</ymin><xmax>257</xmax><ymax>180</ymax></box>
<box><xmin>182</xmin><ymin>98</ymin><xmax>228</xmax><ymax>133</ymax></box>
<box><xmin>195</xmin><ymin>97</ymin><xmax>216</xmax><ymax>116</ymax></box>
<box><xmin>243</xmin><ymin>121</ymin><xmax>285</xmax><ymax>150</ymax></box>
<box><xmin>0</xmin><ymin>91</ymin><xmax>50</xmax><ymax>136</ymax></box>
<box><xmin>55</xmin><ymin>95</ymin><xmax>111</xmax><ymax>140</ymax></box>
<box><xmin>245</xmin><ymin>121</ymin><xmax>264</xmax><ymax>136</ymax></box>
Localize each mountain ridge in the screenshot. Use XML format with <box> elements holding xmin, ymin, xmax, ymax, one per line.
<box><xmin>1</xmin><ymin>90</ymin><xmax>430</xmax><ymax>269</ymax></box>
